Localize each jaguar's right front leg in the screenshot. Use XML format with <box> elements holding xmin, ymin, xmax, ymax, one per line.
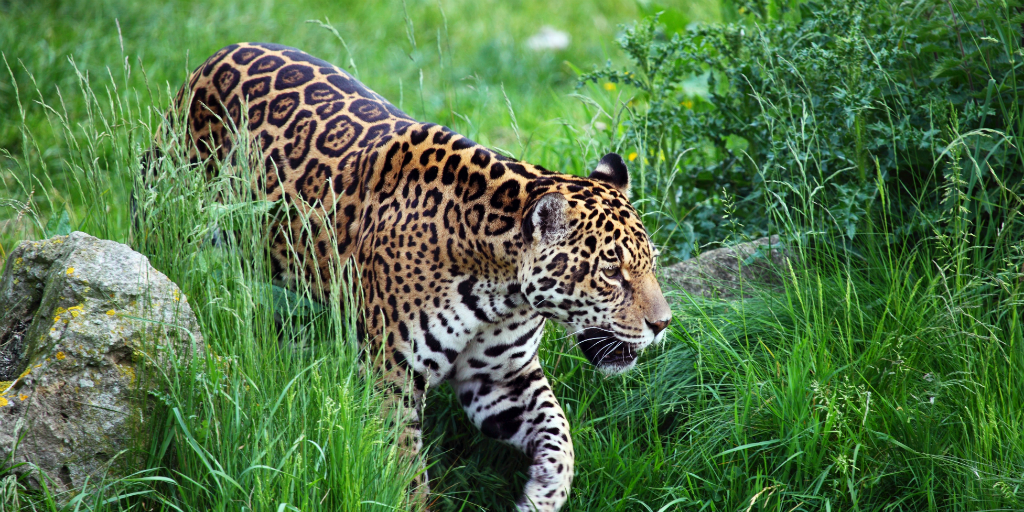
<box><xmin>453</xmin><ymin>356</ymin><xmax>575</xmax><ymax>512</ymax></box>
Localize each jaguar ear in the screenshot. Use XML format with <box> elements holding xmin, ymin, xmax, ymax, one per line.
<box><xmin>590</xmin><ymin>152</ymin><xmax>630</xmax><ymax>197</ymax></box>
<box><xmin>523</xmin><ymin>193</ymin><xmax>570</xmax><ymax>245</ymax></box>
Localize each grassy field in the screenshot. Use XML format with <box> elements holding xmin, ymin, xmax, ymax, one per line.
<box><xmin>0</xmin><ymin>0</ymin><xmax>720</xmax><ymax>244</ymax></box>
<box><xmin>3</xmin><ymin>0</ymin><xmax>1024</xmax><ymax>511</ymax></box>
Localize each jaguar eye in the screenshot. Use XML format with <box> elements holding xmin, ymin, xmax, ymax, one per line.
<box><xmin>602</xmin><ymin>267</ymin><xmax>621</xmax><ymax>279</ymax></box>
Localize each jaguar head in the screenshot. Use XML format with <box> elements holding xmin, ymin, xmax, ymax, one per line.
<box><xmin>519</xmin><ymin>153</ymin><xmax>672</xmax><ymax>374</ymax></box>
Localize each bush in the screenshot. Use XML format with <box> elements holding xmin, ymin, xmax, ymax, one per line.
<box><xmin>582</xmin><ymin>0</ymin><xmax>1024</xmax><ymax>260</ymax></box>
<box><xmin>576</xmin><ymin>2</ymin><xmax>1024</xmax><ymax>510</ymax></box>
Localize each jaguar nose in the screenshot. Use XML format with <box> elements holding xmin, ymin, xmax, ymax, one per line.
<box><xmin>645</xmin><ymin>316</ymin><xmax>670</xmax><ymax>336</ymax></box>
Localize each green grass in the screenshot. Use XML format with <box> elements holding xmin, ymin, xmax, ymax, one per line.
<box><xmin>3</xmin><ymin>0</ymin><xmax>1024</xmax><ymax>511</ymax></box>
<box><xmin>0</xmin><ymin>0</ymin><xmax>721</xmax><ymax>249</ymax></box>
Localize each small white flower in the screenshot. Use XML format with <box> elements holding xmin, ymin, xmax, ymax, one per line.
<box><xmin>526</xmin><ymin>26</ymin><xmax>570</xmax><ymax>51</ymax></box>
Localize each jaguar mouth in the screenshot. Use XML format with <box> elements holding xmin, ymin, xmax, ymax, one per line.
<box><xmin>577</xmin><ymin>328</ymin><xmax>638</xmax><ymax>368</ymax></box>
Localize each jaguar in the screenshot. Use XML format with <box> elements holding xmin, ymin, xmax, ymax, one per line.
<box><xmin>153</xmin><ymin>42</ymin><xmax>672</xmax><ymax>511</ymax></box>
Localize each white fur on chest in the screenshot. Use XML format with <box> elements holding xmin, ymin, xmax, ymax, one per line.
<box><xmin>402</xmin><ymin>276</ymin><xmax>539</xmax><ymax>385</ymax></box>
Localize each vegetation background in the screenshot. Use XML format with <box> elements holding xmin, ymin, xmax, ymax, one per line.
<box><xmin>2</xmin><ymin>0</ymin><xmax>1023</xmax><ymax>511</ymax></box>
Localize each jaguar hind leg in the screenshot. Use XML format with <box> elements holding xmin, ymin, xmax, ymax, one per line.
<box><xmin>359</xmin><ymin>325</ymin><xmax>432</xmax><ymax>508</ymax></box>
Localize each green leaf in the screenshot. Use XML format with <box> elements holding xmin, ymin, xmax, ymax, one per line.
<box><xmin>44</xmin><ymin>209</ymin><xmax>71</xmax><ymax>237</ymax></box>
<box><xmin>929</xmin><ymin>56</ymin><xmax>965</xmax><ymax>80</ymax></box>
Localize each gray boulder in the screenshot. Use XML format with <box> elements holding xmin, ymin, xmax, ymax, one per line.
<box><xmin>659</xmin><ymin>236</ymin><xmax>794</xmax><ymax>299</ymax></box>
<box><xmin>0</xmin><ymin>231</ymin><xmax>203</xmax><ymax>495</ymax></box>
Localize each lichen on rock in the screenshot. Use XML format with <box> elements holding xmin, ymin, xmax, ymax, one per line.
<box><xmin>0</xmin><ymin>231</ymin><xmax>204</xmax><ymax>497</ymax></box>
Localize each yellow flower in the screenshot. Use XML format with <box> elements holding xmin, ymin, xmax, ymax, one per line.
<box><xmin>681</xmin><ymin>99</ymin><xmax>694</xmax><ymax>109</ymax></box>
<box><xmin>56</xmin><ymin>351</ymin><xmax>66</xmax><ymax>360</ymax></box>
<box><xmin>18</xmin><ymin>394</ymin><xmax>27</xmax><ymax>401</ymax></box>
<box><xmin>603</xmin><ymin>82</ymin><xmax>616</xmax><ymax>91</ymax></box>
<box><xmin>628</xmin><ymin>152</ymin><xmax>638</xmax><ymax>161</ymax></box>
<box><xmin>0</xmin><ymin>397</ymin><xmax>7</xmax><ymax>407</ymax></box>
<box><xmin>739</xmin><ymin>6</ymin><xmax>748</xmax><ymax>14</ymax></box>
<box><xmin>66</xmin><ymin>267</ymin><xmax>75</xmax><ymax>275</ymax></box>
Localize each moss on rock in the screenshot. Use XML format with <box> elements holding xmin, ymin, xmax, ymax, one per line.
<box><xmin>0</xmin><ymin>231</ymin><xmax>204</xmax><ymax>498</ymax></box>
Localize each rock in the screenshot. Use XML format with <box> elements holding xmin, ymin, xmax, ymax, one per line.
<box><xmin>659</xmin><ymin>236</ymin><xmax>794</xmax><ymax>299</ymax></box>
<box><xmin>0</xmin><ymin>232</ymin><xmax>203</xmax><ymax>496</ymax></box>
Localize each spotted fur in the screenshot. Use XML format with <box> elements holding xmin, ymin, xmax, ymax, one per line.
<box><xmin>156</xmin><ymin>43</ymin><xmax>672</xmax><ymax>511</ymax></box>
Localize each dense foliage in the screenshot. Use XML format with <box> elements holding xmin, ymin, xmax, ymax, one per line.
<box><xmin>583</xmin><ymin>0</ymin><xmax>1024</xmax><ymax>260</ymax></box>
<box><xmin>573</xmin><ymin>1</ymin><xmax>1024</xmax><ymax>510</ymax></box>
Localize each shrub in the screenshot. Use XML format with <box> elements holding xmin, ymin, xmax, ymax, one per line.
<box><xmin>581</xmin><ymin>0</ymin><xmax>1024</xmax><ymax>260</ymax></box>
<box><xmin>575</xmin><ymin>3</ymin><xmax>1024</xmax><ymax>510</ymax></box>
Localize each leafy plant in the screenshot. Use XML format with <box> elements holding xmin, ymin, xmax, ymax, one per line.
<box><xmin>581</xmin><ymin>0</ymin><xmax>1024</xmax><ymax>261</ymax></box>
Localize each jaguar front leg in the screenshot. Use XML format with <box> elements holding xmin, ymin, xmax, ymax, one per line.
<box><xmin>453</xmin><ymin>357</ymin><xmax>575</xmax><ymax>512</ymax></box>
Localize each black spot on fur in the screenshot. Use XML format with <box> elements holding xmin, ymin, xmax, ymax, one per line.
<box><xmin>213</xmin><ymin>64</ymin><xmax>241</xmax><ymax>96</ymax></box>
<box><xmin>315</xmin><ymin>100</ymin><xmax>347</xmax><ymax>119</ymax></box>
<box><xmin>274</xmin><ymin>64</ymin><xmax>315</xmax><ymax>90</ymax></box>
<box><xmin>281</xmin><ymin>49</ymin><xmax>335</xmax><ymax>68</ymax></box>
<box><xmin>490</xmin><ymin>180</ymin><xmax>522</xmax><ymax>212</ymax></box>
<box><xmin>267</xmin><ymin>91</ymin><xmax>300</xmax><ymax>127</ymax></box>
<box><xmin>451</xmin><ymin>136</ymin><xmax>475</xmax><ymax>150</ymax></box>
<box><xmin>360</xmin><ymin>123</ymin><xmax>390</xmax><ymax>147</ymax></box>
<box><xmin>410</xmin><ymin>124</ymin><xmax>435</xmax><ymax>145</ymax></box>
<box><xmin>419</xmin><ymin>311</ymin><xmax>458</xmax><ymax>363</ymax></box>
<box><xmin>480</xmin><ymin>406</ymin><xmax>525</xmax><ymax>440</ymax></box>
<box><xmin>241</xmin><ymin>76</ymin><xmax>272</xmax><ymax>100</ymax></box>
<box><xmin>326</xmin><ymin>73</ymin><xmax>373</xmax><ymax>97</ymax></box>
<box><xmin>248</xmin><ymin>55</ymin><xmax>286</xmax><ymax>75</ymax></box>
<box><xmin>201</xmin><ymin>44</ymin><xmax>239</xmax><ymax>77</ymax></box>
<box><xmin>422</xmin><ymin>189</ymin><xmax>443</xmax><ymax>217</ymax></box>
<box><xmin>490</xmin><ymin>162</ymin><xmax>506</xmax><ymax>179</ymax></box>
<box><xmin>283</xmin><ymin>110</ymin><xmax>316</xmax><ymax>168</ymax></box>
<box><xmin>231</xmin><ymin>47</ymin><xmax>265</xmax><ymax>65</ymax></box>
<box><xmin>316</xmin><ymin>114</ymin><xmax>362</xmax><ymax>157</ymax></box>
<box><xmin>303</xmin><ymin>82</ymin><xmax>343</xmax><ymax>104</ymax></box>
<box><xmin>349</xmin><ymin>98</ymin><xmax>389</xmax><ymax>123</ymax></box>
<box><xmin>464</xmin><ymin>172</ymin><xmax>486</xmax><ymax>202</ymax></box>
<box><xmin>471</xmin><ymin>148</ymin><xmax>491</xmax><ymax>167</ymax></box>
<box><xmin>432</xmin><ymin>129</ymin><xmax>454</xmax><ymax>145</ymax></box>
